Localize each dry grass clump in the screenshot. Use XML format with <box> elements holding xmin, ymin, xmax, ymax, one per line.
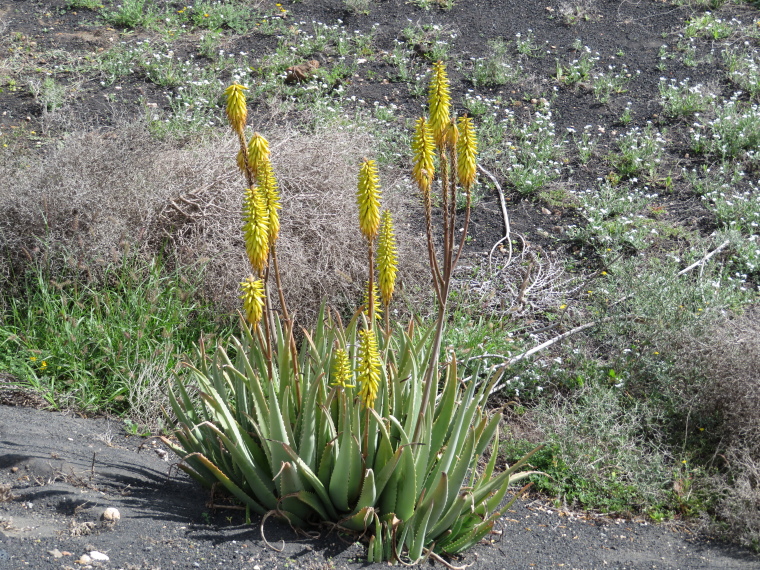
<box><xmin>453</xmin><ymin>242</ymin><xmax>585</xmax><ymax>325</ymax></box>
<box><xmin>695</xmin><ymin>308</ymin><xmax>760</xmax><ymax>457</ymax></box>
<box><xmin>685</xmin><ymin>308</ymin><xmax>760</xmax><ymax>549</ymax></box>
<box><xmin>0</xmin><ymin>123</ymin><xmax>182</xmax><ymax>284</ymax></box>
<box><xmin>0</xmin><ymin>120</ymin><xmax>427</xmax><ymax>324</ymax></box>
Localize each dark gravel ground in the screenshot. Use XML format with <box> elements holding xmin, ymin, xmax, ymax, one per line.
<box><xmin>1</xmin><ymin>404</ymin><xmax>759</xmax><ymax>570</ymax></box>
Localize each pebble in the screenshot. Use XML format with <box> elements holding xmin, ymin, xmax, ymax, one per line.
<box><xmin>90</xmin><ymin>551</ymin><xmax>109</xmax><ymax>561</ymax></box>
<box><xmin>101</xmin><ymin>507</ymin><xmax>121</xmax><ymax>523</ymax></box>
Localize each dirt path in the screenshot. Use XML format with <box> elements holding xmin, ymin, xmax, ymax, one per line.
<box><xmin>1</xmin><ymin>405</ymin><xmax>758</xmax><ymax>570</ymax></box>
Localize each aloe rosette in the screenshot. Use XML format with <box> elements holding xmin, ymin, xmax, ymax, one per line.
<box><xmin>166</xmin><ymin>62</ymin><xmax>541</xmax><ymax>565</ymax></box>
<box><xmin>164</xmin><ymin>309</ymin><xmax>541</xmax><ymax>563</ymax></box>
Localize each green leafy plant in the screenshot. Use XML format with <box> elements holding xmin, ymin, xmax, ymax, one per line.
<box><xmin>164</xmin><ymin>64</ymin><xmax>542</xmax><ymax>564</ymax></box>
<box><xmin>103</xmin><ymin>0</ymin><xmax>159</xmax><ymax>29</ymax></box>
<box><xmin>608</xmin><ymin>122</ymin><xmax>665</xmax><ymax>181</ymax></box>
<box><xmin>659</xmin><ymin>78</ymin><xmax>715</xmax><ymax>119</ymax></box>
<box><xmin>469</xmin><ymin>39</ymin><xmax>523</xmax><ymax>87</ymax></box>
<box><xmin>344</xmin><ymin>0</ymin><xmax>372</xmax><ymax>15</ymax></box>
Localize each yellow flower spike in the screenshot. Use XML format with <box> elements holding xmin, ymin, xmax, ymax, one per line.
<box><xmin>242</xmin><ymin>186</ymin><xmax>270</xmax><ymax>273</ymax></box>
<box><xmin>412</xmin><ymin>117</ymin><xmax>435</xmax><ymax>193</ymax></box>
<box><xmin>331</xmin><ymin>348</ymin><xmax>355</xmax><ymax>388</ymax></box>
<box><xmin>240</xmin><ymin>275</ymin><xmax>266</xmax><ymax>326</ymax></box>
<box><xmin>377</xmin><ymin>210</ymin><xmax>398</xmax><ymax>307</ymax></box>
<box><xmin>247</xmin><ymin>132</ymin><xmax>271</xmax><ymax>182</ymax></box>
<box><xmin>428</xmin><ymin>61</ymin><xmax>451</xmax><ymax>149</ymax></box>
<box><xmin>236</xmin><ymin>148</ymin><xmax>247</xmax><ymax>174</ymax></box>
<box><xmin>456</xmin><ymin>115</ymin><xmax>478</xmax><ymax>190</ymax></box>
<box><xmin>258</xmin><ymin>159</ymin><xmax>282</xmax><ymax>244</ymax></box>
<box><xmin>357</xmin><ymin>328</ymin><xmax>381</xmax><ymax>410</ymax></box>
<box><xmin>224</xmin><ymin>83</ymin><xmax>248</xmax><ymax>136</ymax></box>
<box><xmin>357</xmin><ymin>158</ymin><xmax>382</xmax><ymax>241</ymax></box>
<box><xmin>363</xmin><ymin>280</ymin><xmax>382</xmax><ymax>321</ymax></box>
<box><xmin>444</xmin><ymin>118</ymin><xmax>459</xmax><ymax>150</ymax></box>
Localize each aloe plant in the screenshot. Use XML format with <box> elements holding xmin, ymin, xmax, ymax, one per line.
<box><xmin>164</xmin><ymin>62</ymin><xmax>543</xmax><ymax>565</ymax></box>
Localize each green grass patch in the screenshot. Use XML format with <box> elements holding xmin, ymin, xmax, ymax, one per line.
<box><xmin>0</xmin><ymin>255</ymin><xmax>232</xmax><ymax>416</ymax></box>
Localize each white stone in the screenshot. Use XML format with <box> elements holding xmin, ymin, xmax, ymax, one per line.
<box><xmin>101</xmin><ymin>507</ymin><xmax>121</xmax><ymax>522</ymax></box>
<box><xmin>89</xmin><ymin>551</ymin><xmax>110</xmax><ymax>561</ymax></box>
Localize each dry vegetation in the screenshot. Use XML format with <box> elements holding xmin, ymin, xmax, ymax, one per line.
<box><xmin>687</xmin><ymin>310</ymin><xmax>760</xmax><ymax>549</ymax></box>
<box><xmin>0</xmin><ymin>120</ymin><xmax>428</xmax><ymax>323</ymax></box>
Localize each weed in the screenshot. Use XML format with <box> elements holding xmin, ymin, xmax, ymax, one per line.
<box><xmin>618</xmin><ymin>102</ymin><xmax>633</xmax><ymax>125</ymax></box>
<box><xmin>608</xmin><ymin>123</ymin><xmax>665</xmax><ymax>181</ymax></box>
<box><xmin>556</xmin><ymin>46</ymin><xmax>599</xmax><ymax>85</ymax></box>
<box><xmin>592</xmin><ymin>65</ymin><xmax>634</xmax><ymax>104</ymax></box>
<box><xmin>515</xmin><ymin>29</ymin><xmax>543</xmax><ymax>57</ymax></box>
<box><xmin>66</xmin><ymin>0</ymin><xmax>103</xmax><ymax>9</ymax></box>
<box><xmin>344</xmin><ymin>0</ymin><xmax>372</xmax><ymax>15</ymax></box>
<box><xmin>469</xmin><ymin>39</ymin><xmax>523</xmax><ymax>87</ymax></box>
<box><xmin>28</xmin><ymin>76</ymin><xmax>67</xmax><ymax>113</ymax></box>
<box><xmin>0</xmin><ymin>256</ymin><xmax>226</xmax><ymax>414</ymax></box>
<box><xmin>723</xmin><ymin>47</ymin><xmax>760</xmax><ymax>99</ymax></box>
<box><xmin>402</xmin><ymin>22</ymin><xmax>455</xmax><ymax>61</ymax></box>
<box><xmin>571</xmin><ymin>124</ymin><xmax>598</xmax><ymax>164</ymax></box>
<box><xmin>499</xmin><ymin>109</ymin><xmax>564</xmax><ymax>194</ymax></box>
<box><xmin>692</xmin><ymin>95</ymin><xmax>760</xmax><ymax>163</ymax></box>
<box><xmin>103</xmin><ymin>0</ymin><xmax>159</xmax><ymax>29</ymax></box>
<box><xmin>684</xmin><ymin>12</ymin><xmax>735</xmax><ymax>40</ymax></box>
<box><xmin>185</xmin><ymin>0</ymin><xmax>262</xmax><ymax>33</ymax></box>
<box><xmin>659</xmin><ymin>78</ymin><xmax>716</xmax><ymax>119</ymax></box>
<box><xmin>504</xmin><ymin>381</ymin><xmax>673</xmax><ymax>515</ymax></box>
<box><xmin>559</xmin><ymin>0</ymin><xmax>597</xmax><ymax>26</ymax></box>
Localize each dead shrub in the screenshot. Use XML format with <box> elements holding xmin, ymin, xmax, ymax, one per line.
<box><xmin>709</xmin><ymin>446</ymin><xmax>760</xmax><ymax>551</ymax></box>
<box><xmin>682</xmin><ymin>308</ymin><xmax>760</xmax><ymax>549</ymax></box>
<box><xmin>694</xmin><ymin>308</ymin><xmax>760</xmax><ymax>457</ymax></box>
<box><xmin>0</xmin><ymin>120</ymin><xmax>428</xmax><ymax>324</ymax></box>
